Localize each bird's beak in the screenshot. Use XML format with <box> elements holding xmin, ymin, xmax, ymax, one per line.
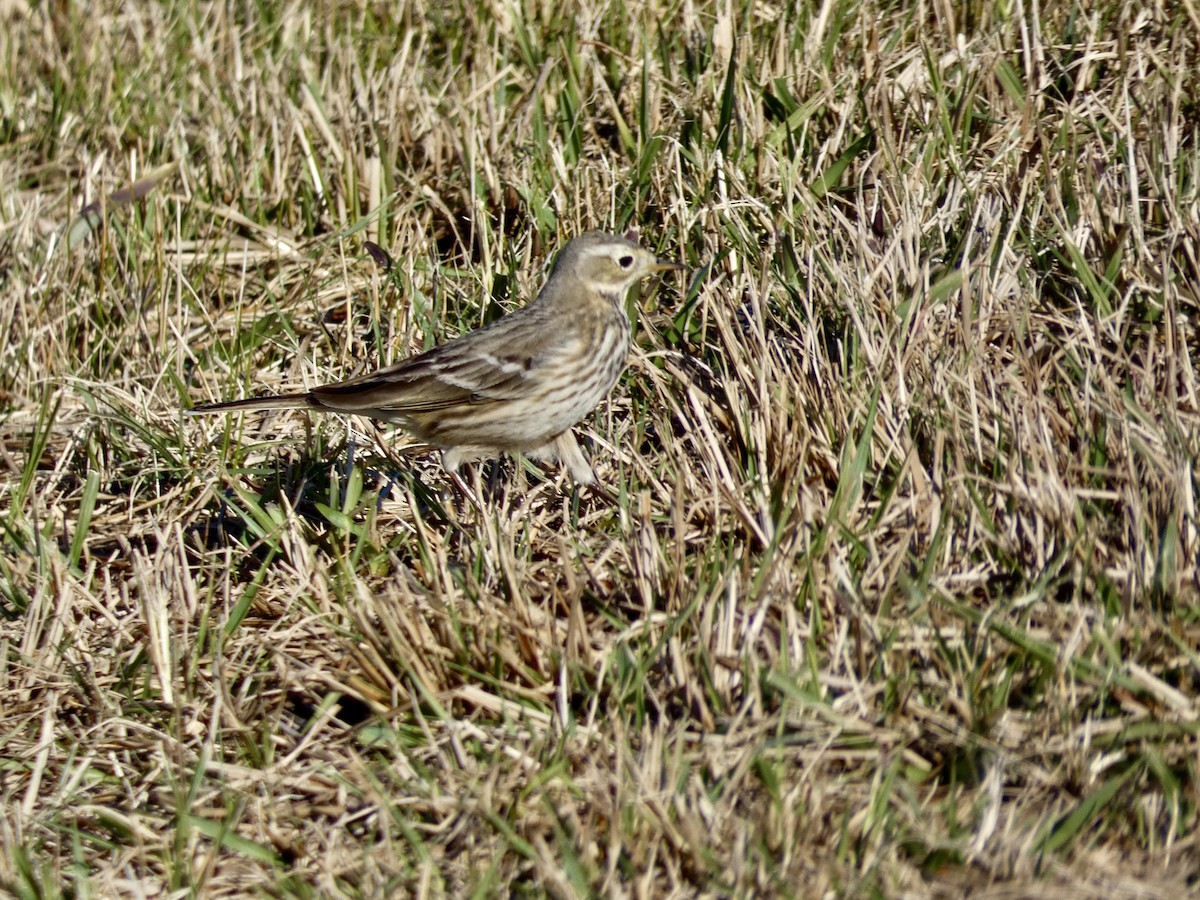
<box><xmin>651</xmin><ymin>259</ymin><xmax>686</xmax><ymax>274</ymax></box>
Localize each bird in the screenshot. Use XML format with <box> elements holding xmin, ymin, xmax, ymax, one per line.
<box><xmin>188</xmin><ymin>230</ymin><xmax>684</xmax><ymax>485</ymax></box>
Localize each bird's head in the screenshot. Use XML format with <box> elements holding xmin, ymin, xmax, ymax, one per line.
<box><xmin>551</xmin><ymin>231</ymin><xmax>684</xmax><ymax>304</ymax></box>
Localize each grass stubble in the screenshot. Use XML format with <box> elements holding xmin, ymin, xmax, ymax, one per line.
<box><xmin>0</xmin><ymin>1</ymin><xmax>1198</xmax><ymax>896</ymax></box>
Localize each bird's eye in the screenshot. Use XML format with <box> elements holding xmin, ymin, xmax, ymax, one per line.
<box><xmin>618</xmin><ymin>255</ymin><xmax>635</xmax><ymax>269</ymax></box>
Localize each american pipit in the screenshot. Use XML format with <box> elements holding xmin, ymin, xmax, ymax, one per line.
<box><xmin>189</xmin><ymin>231</ymin><xmax>683</xmax><ymax>484</ymax></box>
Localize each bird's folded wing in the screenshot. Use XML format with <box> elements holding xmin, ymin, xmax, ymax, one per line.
<box><xmin>310</xmin><ymin>341</ymin><xmax>544</xmax><ymax>414</ymax></box>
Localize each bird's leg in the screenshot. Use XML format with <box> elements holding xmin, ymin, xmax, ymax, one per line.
<box><xmin>554</xmin><ymin>431</ymin><xmax>621</xmax><ymax>502</ymax></box>
<box><xmin>528</xmin><ymin>430</ymin><xmax>615</xmax><ymax>498</ymax></box>
<box><xmin>551</xmin><ymin>430</ymin><xmax>597</xmax><ymax>485</ymax></box>
<box><xmin>483</xmin><ymin>459</ymin><xmax>508</xmax><ymax>501</ymax></box>
<box><xmin>447</xmin><ymin>467</ymin><xmax>485</xmax><ymax>517</ymax></box>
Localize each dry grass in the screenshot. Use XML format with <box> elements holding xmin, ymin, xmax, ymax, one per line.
<box><xmin>2</xmin><ymin>0</ymin><xmax>1199</xmax><ymax>896</ymax></box>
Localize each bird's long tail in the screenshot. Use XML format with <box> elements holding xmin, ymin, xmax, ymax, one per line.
<box><xmin>187</xmin><ymin>393</ymin><xmax>314</xmax><ymax>415</ymax></box>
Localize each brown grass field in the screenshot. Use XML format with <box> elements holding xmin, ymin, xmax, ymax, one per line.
<box><xmin>1</xmin><ymin>0</ymin><xmax>1198</xmax><ymax>896</ymax></box>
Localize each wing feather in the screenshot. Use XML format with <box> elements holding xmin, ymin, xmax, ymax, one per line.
<box><xmin>310</xmin><ymin>310</ymin><xmax>559</xmax><ymax>414</ymax></box>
